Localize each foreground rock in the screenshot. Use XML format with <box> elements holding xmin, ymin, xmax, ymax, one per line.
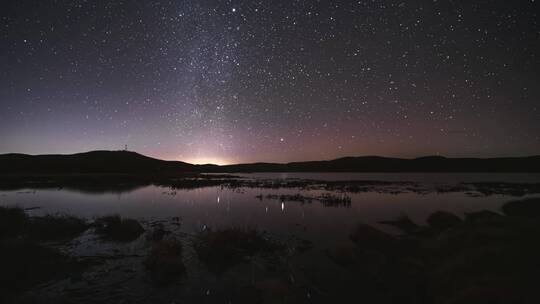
<box><xmin>94</xmin><ymin>215</ymin><xmax>145</xmax><ymax>242</ymax></box>
<box><xmin>195</xmin><ymin>228</ymin><xmax>282</xmax><ymax>273</ymax></box>
<box><xmin>426</xmin><ymin>211</ymin><xmax>462</xmax><ymax>231</ymax></box>
<box><xmin>26</xmin><ymin>215</ymin><xmax>89</xmax><ymax>241</ymax></box>
<box><xmin>464</xmin><ymin>209</ymin><xmax>503</xmax><ymax>223</ymax></box>
<box><xmin>501</xmin><ymin>197</ymin><xmax>540</xmax><ymax>218</ymax></box>
<box><xmin>0</xmin><ymin>207</ymin><xmax>90</xmax><ymax>302</ymax></box>
<box><xmin>336</xmin><ymin>205</ymin><xmax>540</xmax><ymax>303</ymax></box>
<box><xmin>380</xmin><ymin>214</ymin><xmax>421</xmax><ymax>234</ymax></box>
<box><xmin>144</xmin><ymin>238</ymin><xmax>185</xmax><ymax>286</ymax></box>
<box><xmin>0</xmin><ymin>206</ymin><xmax>27</xmax><ymax>238</ymax></box>
<box><xmin>350</xmin><ymin>223</ymin><xmax>397</xmax><ymax>253</ymax></box>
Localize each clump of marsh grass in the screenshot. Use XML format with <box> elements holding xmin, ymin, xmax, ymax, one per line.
<box><xmin>94</xmin><ymin>215</ymin><xmax>144</xmax><ymax>242</ymax></box>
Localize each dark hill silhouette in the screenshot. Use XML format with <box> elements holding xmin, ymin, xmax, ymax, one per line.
<box><xmin>1</xmin><ymin>151</ymin><xmax>540</xmax><ymax>174</ymax></box>
<box><xmin>0</xmin><ymin>151</ymin><xmax>196</xmax><ymax>174</ymax></box>
<box><xmin>200</xmin><ymin>155</ymin><xmax>540</xmax><ymax>173</ymax></box>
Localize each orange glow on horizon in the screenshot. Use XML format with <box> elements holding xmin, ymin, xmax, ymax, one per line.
<box><xmin>178</xmin><ymin>156</ymin><xmax>231</xmax><ymax>166</ymax></box>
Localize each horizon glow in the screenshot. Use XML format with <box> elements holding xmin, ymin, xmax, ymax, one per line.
<box><xmin>1</xmin><ymin>1</ymin><xmax>539</xmax><ymax>162</ymax></box>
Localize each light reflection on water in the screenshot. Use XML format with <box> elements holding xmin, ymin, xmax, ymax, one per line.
<box><xmin>0</xmin><ymin>184</ymin><xmax>534</xmax><ymax>245</ymax></box>
<box><xmin>2</xmin><ymin>176</ymin><xmax>540</xmax><ymax>303</ymax></box>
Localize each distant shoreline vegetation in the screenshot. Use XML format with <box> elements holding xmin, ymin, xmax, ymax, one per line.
<box><xmin>1</xmin><ymin>173</ymin><xmax>540</xmax><ymax>198</ymax></box>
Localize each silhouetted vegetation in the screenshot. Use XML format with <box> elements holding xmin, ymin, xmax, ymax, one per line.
<box><xmin>327</xmin><ymin>201</ymin><xmax>540</xmax><ymax>303</ymax></box>
<box><xmin>0</xmin><ymin>206</ymin><xmax>27</xmax><ymax>237</ymax></box>
<box><xmin>168</xmin><ymin>178</ymin><xmax>232</xmax><ymax>190</ymax></box>
<box><xmin>380</xmin><ymin>214</ymin><xmax>421</xmax><ymax>234</ymax></box>
<box><xmin>349</xmin><ymin>223</ymin><xmax>398</xmax><ymax>254</ymax></box>
<box><xmin>426</xmin><ymin>211</ymin><xmax>463</xmax><ymax>231</ymax></box>
<box><xmin>259</xmin><ymin>193</ymin><xmax>314</xmax><ymax>203</ymax></box>
<box><xmin>501</xmin><ymin>197</ymin><xmax>540</xmax><ymax>217</ymax></box>
<box><xmin>194</xmin><ymin>228</ymin><xmax>282</xmax><ymax>273</ymax></box>
<box><xmin>0</xmin><ymin>239</ymin><xmax>85</xmax><ymax>297</ymax></box>
<box><xmin>3</xmin><ymin>171</ymin><xmax>540</xmax><ymax>200</ymax></box>
<box><xmin>318</xmin><ymin>193</ymin><xmax>352</xmax><ymax>207</ymax></box>
<box><xmin>94</xmin><ymin>215</ymin><xmax>145</xmax><ymax>242</ymax></box>
<box><xmin>26</xmin><ymin>214</ymin><xmax>89</xmax><ymax>241</ymax></box>
<box><xmin>464</xmin><ymin>209</ymin><xmax>503</xmax><ymax>223</ymax></box>
<box><xmin>258</xmin><ymin>192</ymin><xmax>351</xmax><ymax>207</ymax></box>
<box><xmin>144</xmin><ymin>238</ymin><xmax>185</xmax><ymax>286</ymax></box>
<box><xmin>0</xmin><ymin>207</ymin><xmax>90</xmax><ymax>302</ymax></box>
<box><xmin>0</xmin><ymin>206</ymin><xmax>89</xmax><ymax>241</ymax></box>
<box><xmin>463</xmin><ymin>182</ymin><xmax>540</xmax><ymax>196</ymax></box>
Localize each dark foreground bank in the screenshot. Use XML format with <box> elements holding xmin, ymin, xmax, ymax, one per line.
<box><xmin>1</xmin><ymin>197</ymin><xmax>540</xmax><ymax>303</ymax></box>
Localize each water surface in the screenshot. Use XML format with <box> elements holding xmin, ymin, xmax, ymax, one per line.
<box><xmin>2</xmin><ymin>173</ymin><xmax>539</xmax><ymax>302</ymax></box>
<box><xmin>2</xmin><ymin>173</ymin><xmax>539</xmax><ymax>239</ymax></box>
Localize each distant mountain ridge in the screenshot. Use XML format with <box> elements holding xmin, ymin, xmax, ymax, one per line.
<box><xmin>1</xmin><ymin>151</ymin><xmax>540</xmax><ymax>174</ymax></box>
<box><xmin>0</xmin><ymin>151</ymin><xmax>195</xmax><ymax>174</ymax></box>
<box><xmin>206</xmin><ymin>155</ymin><xmax>540</xmax><ymax>173</ymax></box>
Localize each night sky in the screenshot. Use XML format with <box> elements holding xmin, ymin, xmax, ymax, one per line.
<box><xmin>1</xmin><ymin>1</ymin><xmax>539</xmax><ymax>164</ymax></box>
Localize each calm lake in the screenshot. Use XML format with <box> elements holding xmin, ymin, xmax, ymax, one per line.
<box><xmin>2</xmin><ymin>172</ymin><xmax>540</xmax><ymax>302</ymax></box>
<box><xmin>2</xmin><ymin>173</ymin><xmax>540</xmax><ymax>240</ymax></box>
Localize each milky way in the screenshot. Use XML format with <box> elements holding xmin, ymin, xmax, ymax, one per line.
<box><xmin>1</xmin><ymin>1</ymin><xmax>539</xmax><ymax>164</ymax></box>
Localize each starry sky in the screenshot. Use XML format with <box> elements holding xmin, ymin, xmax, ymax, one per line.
<box><xmin>1</xmin><ymin>1</ymin><xmax>539</xmax><ymax>164</ymax></box>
